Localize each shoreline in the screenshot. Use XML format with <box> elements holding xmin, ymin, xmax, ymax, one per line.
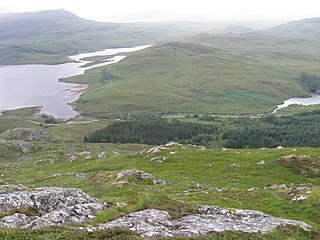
<box><xmin>66</xmin><ymin>84</ymin><xmax>89</xmax><ymax>119</ymax></box>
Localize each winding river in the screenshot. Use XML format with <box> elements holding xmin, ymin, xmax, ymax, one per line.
<box><xmin>0</xmin><ymin>45</ymin><xmax>150</xmax><ymax>119</ymax></box>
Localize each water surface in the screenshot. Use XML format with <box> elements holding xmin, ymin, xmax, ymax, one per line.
<box><xmin>272</xmin><ymin>94</ymin><xmax>320</xmax><ymax>113</ymax></box>
<box><xmin>0</xmin><ymin>45</ymin><xmax>150</xmax><ymax>119</ymax></box>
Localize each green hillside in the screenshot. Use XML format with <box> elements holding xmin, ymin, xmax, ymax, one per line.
<box><xmin>0</xmin><ymin>10</ymin><xmax>218</xmax><ymax>65</ymax></box>
<box><xmin>64</xmin><ymin>41</ymin><xmax>313</xmax><ymax>116</ymax></box>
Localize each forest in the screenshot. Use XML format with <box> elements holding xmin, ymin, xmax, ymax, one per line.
<box><xmin>222</xmin><ymin>110</ymin><xmax>320</xmax><ymax>148</ymax></box>
<box><xmin>84</xmin><ymin>119</ymin><xmax>218</xmax><ymax>146</ymax></box>
<box><xmin>85</xmin><ymin>110</ymin><xmax>320</xmax><ymax>148</ymax></box>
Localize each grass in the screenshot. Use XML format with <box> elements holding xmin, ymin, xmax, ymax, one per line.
<box><xmin>1</xmin><ymin>141</ymin><xmax>320</xmax><ymax>226</ymax></box>
<box><xmin>0</xmin><ymin>112</ymin><xmax>320</xmax><ymax>239</ymax></box>
<box><xmin>275</xmin><ymin>104</ymin><xmax>320</xmax><ymax>115</ymax></box>
<box><xmin>62</xmin><ymin>38</ymin><xmax>320</xmax><ymax>116</ymax></box>
<box><xmin>0</xmin><ymin>140</ymin><xmax>320</xmax><ymax>239</ymax></box>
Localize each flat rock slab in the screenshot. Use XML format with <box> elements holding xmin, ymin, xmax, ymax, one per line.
<box><xmin>87</xmin><ymin>205</ymin><xmax>311</xmax><ymax>238</ymax></box>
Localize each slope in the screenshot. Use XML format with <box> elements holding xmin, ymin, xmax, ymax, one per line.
<box><xmin>64</xmin><ymin>42</ymin><xmax>309</xmax><ymax>116</ymax></box>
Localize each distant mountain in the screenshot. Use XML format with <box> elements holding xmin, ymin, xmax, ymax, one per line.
<box><xmin>224</xmin><ymin>25</ymin><xmax>255</xmax><ymax>33</ymax></box>
<box><xmin>0</xmin><ymin>10</ymin><xmax>218</xmax><ymax>65</ymax></box>
<box><xmin>262</xmin><ymin>17</ymin><xmax>320</xmax><ymax>39</ymax></box>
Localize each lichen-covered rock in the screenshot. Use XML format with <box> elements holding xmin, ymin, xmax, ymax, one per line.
<box><xmin>0</xmin><ymin>213</ymin><xmax>32</xmax><ymax>228</ymax></box>
<box><xmin>2</xmin><ymin>128</ymin><xmax>54</xmax><ymax>141</ymax></box>
<box><xmin>116</xmin><ymin>169</ymin><xmax>166</xmax><ymax>185</ymax></box>
<box><xmin>89</xmin><ymin>206</ymin><xmax>311</xmax><ymax>238</ymax></box>
<box><xmin>0</xmin><ymin>139</ymin><xmax>33</xmax><ymax>154</ymax></box>
<box><xmin>12</xmin><ymin>128</ymin><xmax>53</xmax><ymax>141</ymax></box>
<box><xmin>0</xmin><ymin>186</ymin><xmax>107</xmax><ymax>229</ymax></box>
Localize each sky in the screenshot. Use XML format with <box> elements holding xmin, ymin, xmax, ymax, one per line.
<box><xmin>0</xmin><ymin>0</ymin><xmax>319</xmax><ymax>23</ymax></box>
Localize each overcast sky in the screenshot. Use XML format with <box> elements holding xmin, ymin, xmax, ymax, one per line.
<box><xmin>0</xmin><ymin>0</ymin><xmax>319</xmax><ymax>23</ymax></box>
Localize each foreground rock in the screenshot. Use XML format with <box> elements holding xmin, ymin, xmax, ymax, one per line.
<box><xmin>0</xmin><ymin>186</ymin><xmax>107</xmax><ymax>228</ymax></box>
<box><xmin>85</xmin><ymin>205</ymin><xmax>311</xmax><ymax>238</ymax></box>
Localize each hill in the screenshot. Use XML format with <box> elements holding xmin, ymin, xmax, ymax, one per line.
<box><xmin>0</xmin><ymin>10</ymin><xmax>219</xmax><ymax>65</ymax></box>
<box><xmin>63</xmin><ymin>41</ymin><xmax>313</xmax><ymax>116</ymax></box>
<box><xmin>262</xmin><ymin>17</ymin><xmax>320</xmax><ymax>39</ymax></box>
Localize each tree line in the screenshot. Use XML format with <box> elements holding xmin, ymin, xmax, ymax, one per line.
<box><xmin>222</xmin><ymin>110</ymin><xmax>320</xmax><ymax>148</ymax></box>
<box><xmin>85</xmin><ymin>119</ymin><xmax>218</xmax><ymax>146</ymax></box>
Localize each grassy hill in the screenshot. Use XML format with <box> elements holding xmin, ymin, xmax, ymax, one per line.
<box><xmin>185</xmin><ymin>32</ymin><xmax>320</xmax><ymax>62</ymax></box>
<box><xmin>0</xmin><ymin>10</ymin><xmax>219</xmax><ymax>65</ymax></box>
<box><xmin>63</xmin><ymin>40</ymin><xmax>316</xmax><ymax>116</ymax></box>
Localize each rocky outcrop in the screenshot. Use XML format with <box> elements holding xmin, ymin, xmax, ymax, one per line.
<box><xmin>0</xmin><ymin>186</ymin><xmax>107</xmax><ymax>229</ymax></box>
<box><xmin>116</xmin><ymin>169</ymin><xmax>166</xmax><ymax>185</ymax></box>
<box><xmin>2</xmin><ymin>128</ymin><xmax>54</xmax><ymax>141</ymax></box>
<box><xmin>85</xmin><ymin>205</ymin><xmax>311</xmax><ymax>238</ymax></box>
<box><xmin>0</xmin><ymin>139</ymin><xmax>33</xmax><ymax>154</ymax></box>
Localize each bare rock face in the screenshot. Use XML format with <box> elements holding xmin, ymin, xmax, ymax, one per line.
<box><xmin>0</xmin><ymin>186</ymin><xmax>107</xmax><ymax>229</ymax></box>
<box><xmin>87</xmin><ymin>206</ymin><xmax>311</xmax><ymax>238</ymax></box>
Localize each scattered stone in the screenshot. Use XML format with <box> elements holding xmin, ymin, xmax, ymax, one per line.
<box><xmin>146</xmin><ymin>147</ymin><xmax>161</xmax><ymax>155</ymax></box>
<box><xmin>97</xmin><ymin>152</ymin><xmax>106</xmax><ymax>159</ymax></box>
<box><xmin>115</xmin><ymin>202</ymin><xmax>128</xmax><ymax>207</ymax></box>
<box><xmin>153</xmin><ymin>179</ymin><xmax>167</xmax><ymax>185</ymax></box>
<box><xmin>192</xmin><ymin>181</ymin><xmax>207</xmax><ymax>190</ymax></box>
<box><xmin>77</xmin><ymin>151</ymin><xmax>91</xmax><ymax>156</ymax></box>
<box><xmin>17</xmin><ymin>156</ymin><xmax>33</xmax><ymax>162</ymax></box>
<box><xmin>198</xmin><ymin>146</ymin><xmax>207</xmax><ymax>151</ymax></box>
<box><xmin>263</xmin><ymin>184</ymin><xmax>287</xmax><ymax>190</ymax></box>
<box><xmin>165</xmin><ymin>141</ymin><xmax>179</xmax><ymax>147</ymax></box>
<box><xmin>74</xmin><ymin>173</ymin><xmax>88</xmax><ymax>179</ymax></box>
<box><xmin>169</xmin><ymin>151</ymin><xmax>177</xmax><ymax>155</ymax></box>
<box><xmin>291</xmin><ymin>195</ymin><xmax>309</xmax><ymax>202</ymax></box>
<box><xmin>159</xmin><ymin>146</ymin><xmax>169</xmax><ymax>150</ymax></box>
<box><xmin>229</xmin><ymin>163</ymin><xmax>240</xmax><ymax>169</ymax></box>
<box><xmin>85</xmin><ymin>205</ymin><xmax>311</xmax><ymax>238</ymax></box>
<box><xmin>51</xmin><ymin>173</ymin><xmax>62</xmax><ymax>177</ymax></box>
<box><xmin>257</xmin><ymin>160</ymin><xmax>265</xmax><ymax>165</ymax></box>
<box><xmin>277</xmin><ymin>146</ymin><xmax>284</xmax><ymax>149</ymax></box>
<box><xmin>116</xmin><ymin>169</ymin><xmax>136</xmax><ymax>179</ymax></box>
<box><xmin>208</xmin><ymin>187</ymin><xmax>225</xmax><ymax>192</ymax></box>
<box><xmin>116</xmin><ymin>169</ymin><xmax>166</xmax><ymax>185</ymax></box>
<box><xmin>151</xmin><ymin>157</ymin><xmax>166</xmax><ymax>163</ymax></box>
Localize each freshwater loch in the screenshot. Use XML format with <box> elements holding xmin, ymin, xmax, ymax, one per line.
<box><xmin>0</xmin><ymin>45</ymin><xmax>150</xmax><ymax>119</ymax></box>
